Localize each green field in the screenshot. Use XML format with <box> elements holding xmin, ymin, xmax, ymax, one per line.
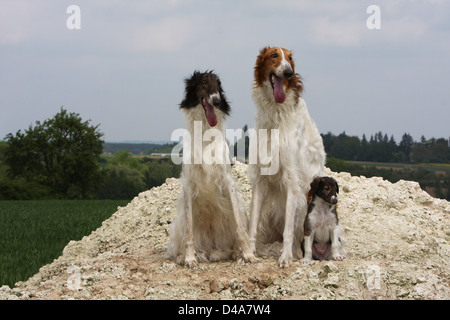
<box><xmin>0</xmin><ymin>200</ymin><xmax>128</xmax><ymax>288</ymax></box>
<box><xmin>345</xmin><ymin>161</ymin><xmax>450</xmax><ymax>174</ymax></box>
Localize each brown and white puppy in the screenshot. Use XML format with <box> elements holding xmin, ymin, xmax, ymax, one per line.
<box><xmin>301</xmin><ymin>177</ymin><xmax>346</xmax><ymax>262</ymax></box>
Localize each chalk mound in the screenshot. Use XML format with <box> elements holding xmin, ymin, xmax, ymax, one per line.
<box><xmin>1</xmin><ymin>162</ymin><xmax>449</xmax><ymax>300</ymax></box>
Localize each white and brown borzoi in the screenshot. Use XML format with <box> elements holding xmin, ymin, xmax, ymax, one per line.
<box><xmin>167</xmin><ymin>71</ymin><xmax>257</xmax><ymax>268</ymax></box>
<box><xmin>248</xmin><ymin>47</ymin><xmax>326</xmax><ymax>268</ymax></box>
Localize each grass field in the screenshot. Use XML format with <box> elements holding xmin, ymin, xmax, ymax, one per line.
<box><xmin>0</xmin><ymin>200</ymin><xmax>128</xmax><ymax>288</ymax></box>
<box><xmin>345</xmin><ymin>161</ymin><xmax>450</xmax><ymax>174</ymax></box>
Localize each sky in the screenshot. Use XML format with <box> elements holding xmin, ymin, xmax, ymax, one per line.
<box><xmin>1</xmin><ymin>0</ymin><xmax>449</xmax><ymax>143</ymax></box>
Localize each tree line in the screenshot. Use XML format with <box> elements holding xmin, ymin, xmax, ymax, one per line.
<box><xmin>322</xmin><ymin>131</ymin><xmax>450</xmax><ymax>163</ymax></box>
<box><xmin>1</xmin><ymin>111</ymin><xmax>448</xmax><ymax>201</ymax></box>
<box><xmin>0</xmin><ymin>108</ymin><xmax>181</xmax><ymax>200</ymax></box>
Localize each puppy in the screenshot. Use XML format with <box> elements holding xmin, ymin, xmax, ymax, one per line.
<box><xmin>301</xmin><ymin>177</ymin><xmax>346</xmax><ymax>262</ymax></box>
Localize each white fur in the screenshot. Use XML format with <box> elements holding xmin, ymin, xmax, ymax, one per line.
<box><xmin>301</xmin><ymin>197</ymin><xmax>346</xmax><ymax>263</ymax></box>
<box><xmin>167</xmin><ymin>104</ymin><xmax>257</xmax><ymax>267</ymax></box>
<box><xmin>248</xmin><ymin>80</ymin><xmax>326</xmax><ymax>268</ymax></box>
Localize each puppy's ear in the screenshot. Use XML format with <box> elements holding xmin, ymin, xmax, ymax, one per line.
<box><xmin>335</xmin><ymin>180</ymin><xmax>339</xmax><ymax>194</ymax></box>
<box><xmin>309</xmin><ymin>177</ymin><xmax>321</xmax><ymax>197</ymax></box>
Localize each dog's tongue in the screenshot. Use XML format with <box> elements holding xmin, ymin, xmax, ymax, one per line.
<box><xmin>273</xmin><ymin>75</ymin><xmax>286</xmax><ymax>104</ymax></box>
<box><xmin>203</xmin><ymin>99</ymin><xmax>218</xmax><ymax>127</ymax></box>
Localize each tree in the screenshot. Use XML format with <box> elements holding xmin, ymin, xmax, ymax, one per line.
<box><xmin>410</xmin><ymin>144</ymin><xmax>432</xmax><ymax>163</ymax></box>
<box><xmin>4</xmin><ymin>107</ymin><xmax>104</xmax><ymax>199</ymax></box>
<box><xmin>399</xmin><ymin>133</ymin><xmax>414</xmax><ymax>162</ymax></box>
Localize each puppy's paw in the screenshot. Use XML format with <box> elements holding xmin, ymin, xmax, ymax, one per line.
<box><xmin>300</xmin><ymin>258</ymin><xmax>313</xmax><ymax>265</ymax></box>
<box><xmin>332</xmin><ymin>254</ymin><xmax>344</xmax><ymax>261</ymax></box>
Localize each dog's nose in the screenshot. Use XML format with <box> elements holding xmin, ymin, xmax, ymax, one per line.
<box><xmin>331</xmin><ymin>196</ymin><xmax>338</xmax><ymax>204</ymax></box>
<box><xmin>210</xmin><ymin>93</ymin><xmax>221</xmax><ymax>107</ymax></box>
<box><xmin>283</xmin><ymin>69</ymin><xmax>293</xmax><ymax>79</ymax></box>
<box><xmin>212</xmin><ymin>97</ymin><xmax>221</xmax><ymax>107</ymax></box>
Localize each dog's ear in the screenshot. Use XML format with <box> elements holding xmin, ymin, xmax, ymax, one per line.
<box><xmin>218</xmin><ymin>83</ymin><xmax>231</xmax><ymax>116</ymax></box>
<box><xmin>180</xmin><ymin>71</ymin><xmax>201</xmax><ymax>109</ymax></box>
<box><xmin>309</xmin><ymin>177</ymin><xmax>321</xmax><ymax>197</ymax></box>
<box><xmin>254</xmin><ymin>47</ymin><xmax>270</xmax><ymax>85</ymax></box>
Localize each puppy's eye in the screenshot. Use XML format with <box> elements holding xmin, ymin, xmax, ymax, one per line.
<box><xmin>271</xmin><ymin>53</ymin><xmax>278</xmax><ymax>58</ymax></box>
<box><xmin>202</xmin><ymin>79</ymin><xmax>208</xmax><ymax>85</ymax></box>
<box><xmin>324</xmin><ymin>186</ymin><xmax>330</xmax><ymax>190</ymax></box>
<box><xmin>289</xmin><ymin>56</ymin><xmax>293</xmax><ymax>61</ymax></box>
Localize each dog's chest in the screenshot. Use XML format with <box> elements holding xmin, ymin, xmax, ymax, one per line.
<box><xmin>308</xmin><ymin>198</ymin><xmax>338</xmax><ymax>243</ymax></box>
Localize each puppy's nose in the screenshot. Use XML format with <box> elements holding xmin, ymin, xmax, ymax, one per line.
<box><xmin>283</xmin><ymin>68</ymin><xmax>293</xmax><ymax>79</ymax></box>
<box><xmin>331</xmin><ymin>196</ymin><xmax>338</xmax><ymax>204</ymax></box>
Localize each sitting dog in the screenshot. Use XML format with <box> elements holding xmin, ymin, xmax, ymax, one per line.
<box><xmin>167</xmin><ymin>71</ymin><xmax>257</xmax><ymax>268</ymax></box>
<box><xmin>301</xmin><ymin>176</ymin><xmax>346</xmax><ymax>262</ymax></box>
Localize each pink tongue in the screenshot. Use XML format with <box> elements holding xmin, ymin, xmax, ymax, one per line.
<box><xmin>273</xmin><ymin>75</ymin><xmax>286</xmax><ymax>104</ymax></box>
<box><xmin>204</xmin><ymin>101</ymin><xmax>218</xmax><ymax>127</ymax></box>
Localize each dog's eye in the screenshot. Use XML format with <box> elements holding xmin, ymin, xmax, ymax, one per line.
<box><xmin>324</xmin><ymin>186</ymin><xmax>330</xmax><ymax>191</ymax></box>
<box><xmin>202</xmin><ymin>79</ymin><xmax>208</xmax><ymax>85</ymax></box>
<box><xmin>289</xmin><ymin>55</ymin><xmax>293</xmax><ymax>61</ymax></box>
<box><xmin>271</xmin><ymin>53</ymin><xmax>278</xmax><ymax>58</ymax></box>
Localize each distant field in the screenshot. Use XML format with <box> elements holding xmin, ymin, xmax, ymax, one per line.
<box><xmin>0</xmin><ymin>200</ymin><xmax>128</xmax><ymax>287</ymax></box>
<box><xmin>345</xmin><ymin>161</ymin><xmax>450</xmax><ymax>174</ymax></box>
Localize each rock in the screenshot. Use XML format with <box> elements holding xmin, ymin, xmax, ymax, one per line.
<box><xmin>1</xmin><ymin>161</ymin><xmax>449</xmax><ymax>300</ymax></box>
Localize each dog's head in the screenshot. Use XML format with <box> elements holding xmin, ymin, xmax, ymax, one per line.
<box><xmin>309</xmin><ymin>177</ymin><xmax>339</xmax><ymax>205</ymax></box>
<box><xmin>180</xmin><ymin>71</ymin><xmax>230</xmax><ymax>127</ymax></box>
<box><xmin>253</xmin><ymin>46</ymin><xmax>303</xmax><ymax>104</ymax></box>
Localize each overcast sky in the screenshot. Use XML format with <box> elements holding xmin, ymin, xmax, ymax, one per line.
<box><xmin>1</xmin><ymin>0</ymin><xmax>449</xmax><ymax>143</ymax></box>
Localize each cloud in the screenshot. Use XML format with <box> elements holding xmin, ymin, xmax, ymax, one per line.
<box><xmin>129</xmin><ymin>16</ymin><xmax>194</xmax><ymax>53</ymax></box>
<box><xmin>310</xmin><ymin>17</ymin><xmax>365</xmax><ymax>47</ymax></box>
<box><xmin>0</xmin><ymin>2</ymin><xmax>34</xmax><ymax>45</ymax></box>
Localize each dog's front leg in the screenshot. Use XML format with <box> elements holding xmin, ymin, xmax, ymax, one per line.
<box><xmin>279</xmin><ymin>186</ymin><xmax>298</xmax><ymax>268</ymax></box>
<box><xmin>301</xmin><ymin>230</ymin><xmax>314</xmax><ymax>264</ymax></box>
<box><xmin>331</xmin><ymin>225</ymin><xmax>344</xmax><ymax>261</ymax></box>
<box><xmin>183</xmin><ymin>186</ymin><xmax>197</xmax><ymax>268</ymax></box>
<box><xmin>228</xmin><ymin>183</ymin><xmax>258</xmax><ymax>263</ymax></box>
<box><xmin>248</xmin><ymin>183</ymin><xmax>261</xmax><ymax>255</ymax></box>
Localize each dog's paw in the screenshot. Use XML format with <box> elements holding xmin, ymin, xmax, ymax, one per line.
<box><xmin>184</xmin><ymin>257</ymin><xmax>198</xmax><ymax>269</ymax></box>
<box><xmin>300</xmin><ymin>258</ymin><xmax>313</xmax><ymax>265</ymax></box>
<box><xmin>243</xmin><ymin>252</ymin><xmax>260</xmax><ymax>263</ymax></box>
<box><xmin>332</xmin><ymin>254</ymin><xmax>344</xmax><ymax>261</ymax></box>
<box><xmin>278</xmin><ymin>253</ymin><xmax>293</xmax><ymax>268</ymax></box>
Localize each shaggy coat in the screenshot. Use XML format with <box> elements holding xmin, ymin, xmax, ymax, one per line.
<box><xmin>248</xmin><ymin>47</ymin><xmax>326</xmax><ymax>268</ymax></box>
<box><xmin>167</xmin><ymin>71</ymin><xmax>257</xmax><ymax>267</ymax></box>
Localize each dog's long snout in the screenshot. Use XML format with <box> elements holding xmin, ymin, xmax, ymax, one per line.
<box><xmin>283</xmin><ymin>68</ymin><xmax>293</xmax><ymax>79</ymax></box>
<box><xmin>211</xmin><ymin>93</ymin><xmax>221</xmax><ymax>107</ymax></box>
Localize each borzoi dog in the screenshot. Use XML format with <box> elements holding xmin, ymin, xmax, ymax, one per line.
<box><xmin>248</xmin><ymin>47</ymin><xmax>326</xmax><ymax>268</ymax></box>
<box><xmin>167</xmin><ymin>71</ymin><xmax>257</xmax><ymax>268</ymax></box>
